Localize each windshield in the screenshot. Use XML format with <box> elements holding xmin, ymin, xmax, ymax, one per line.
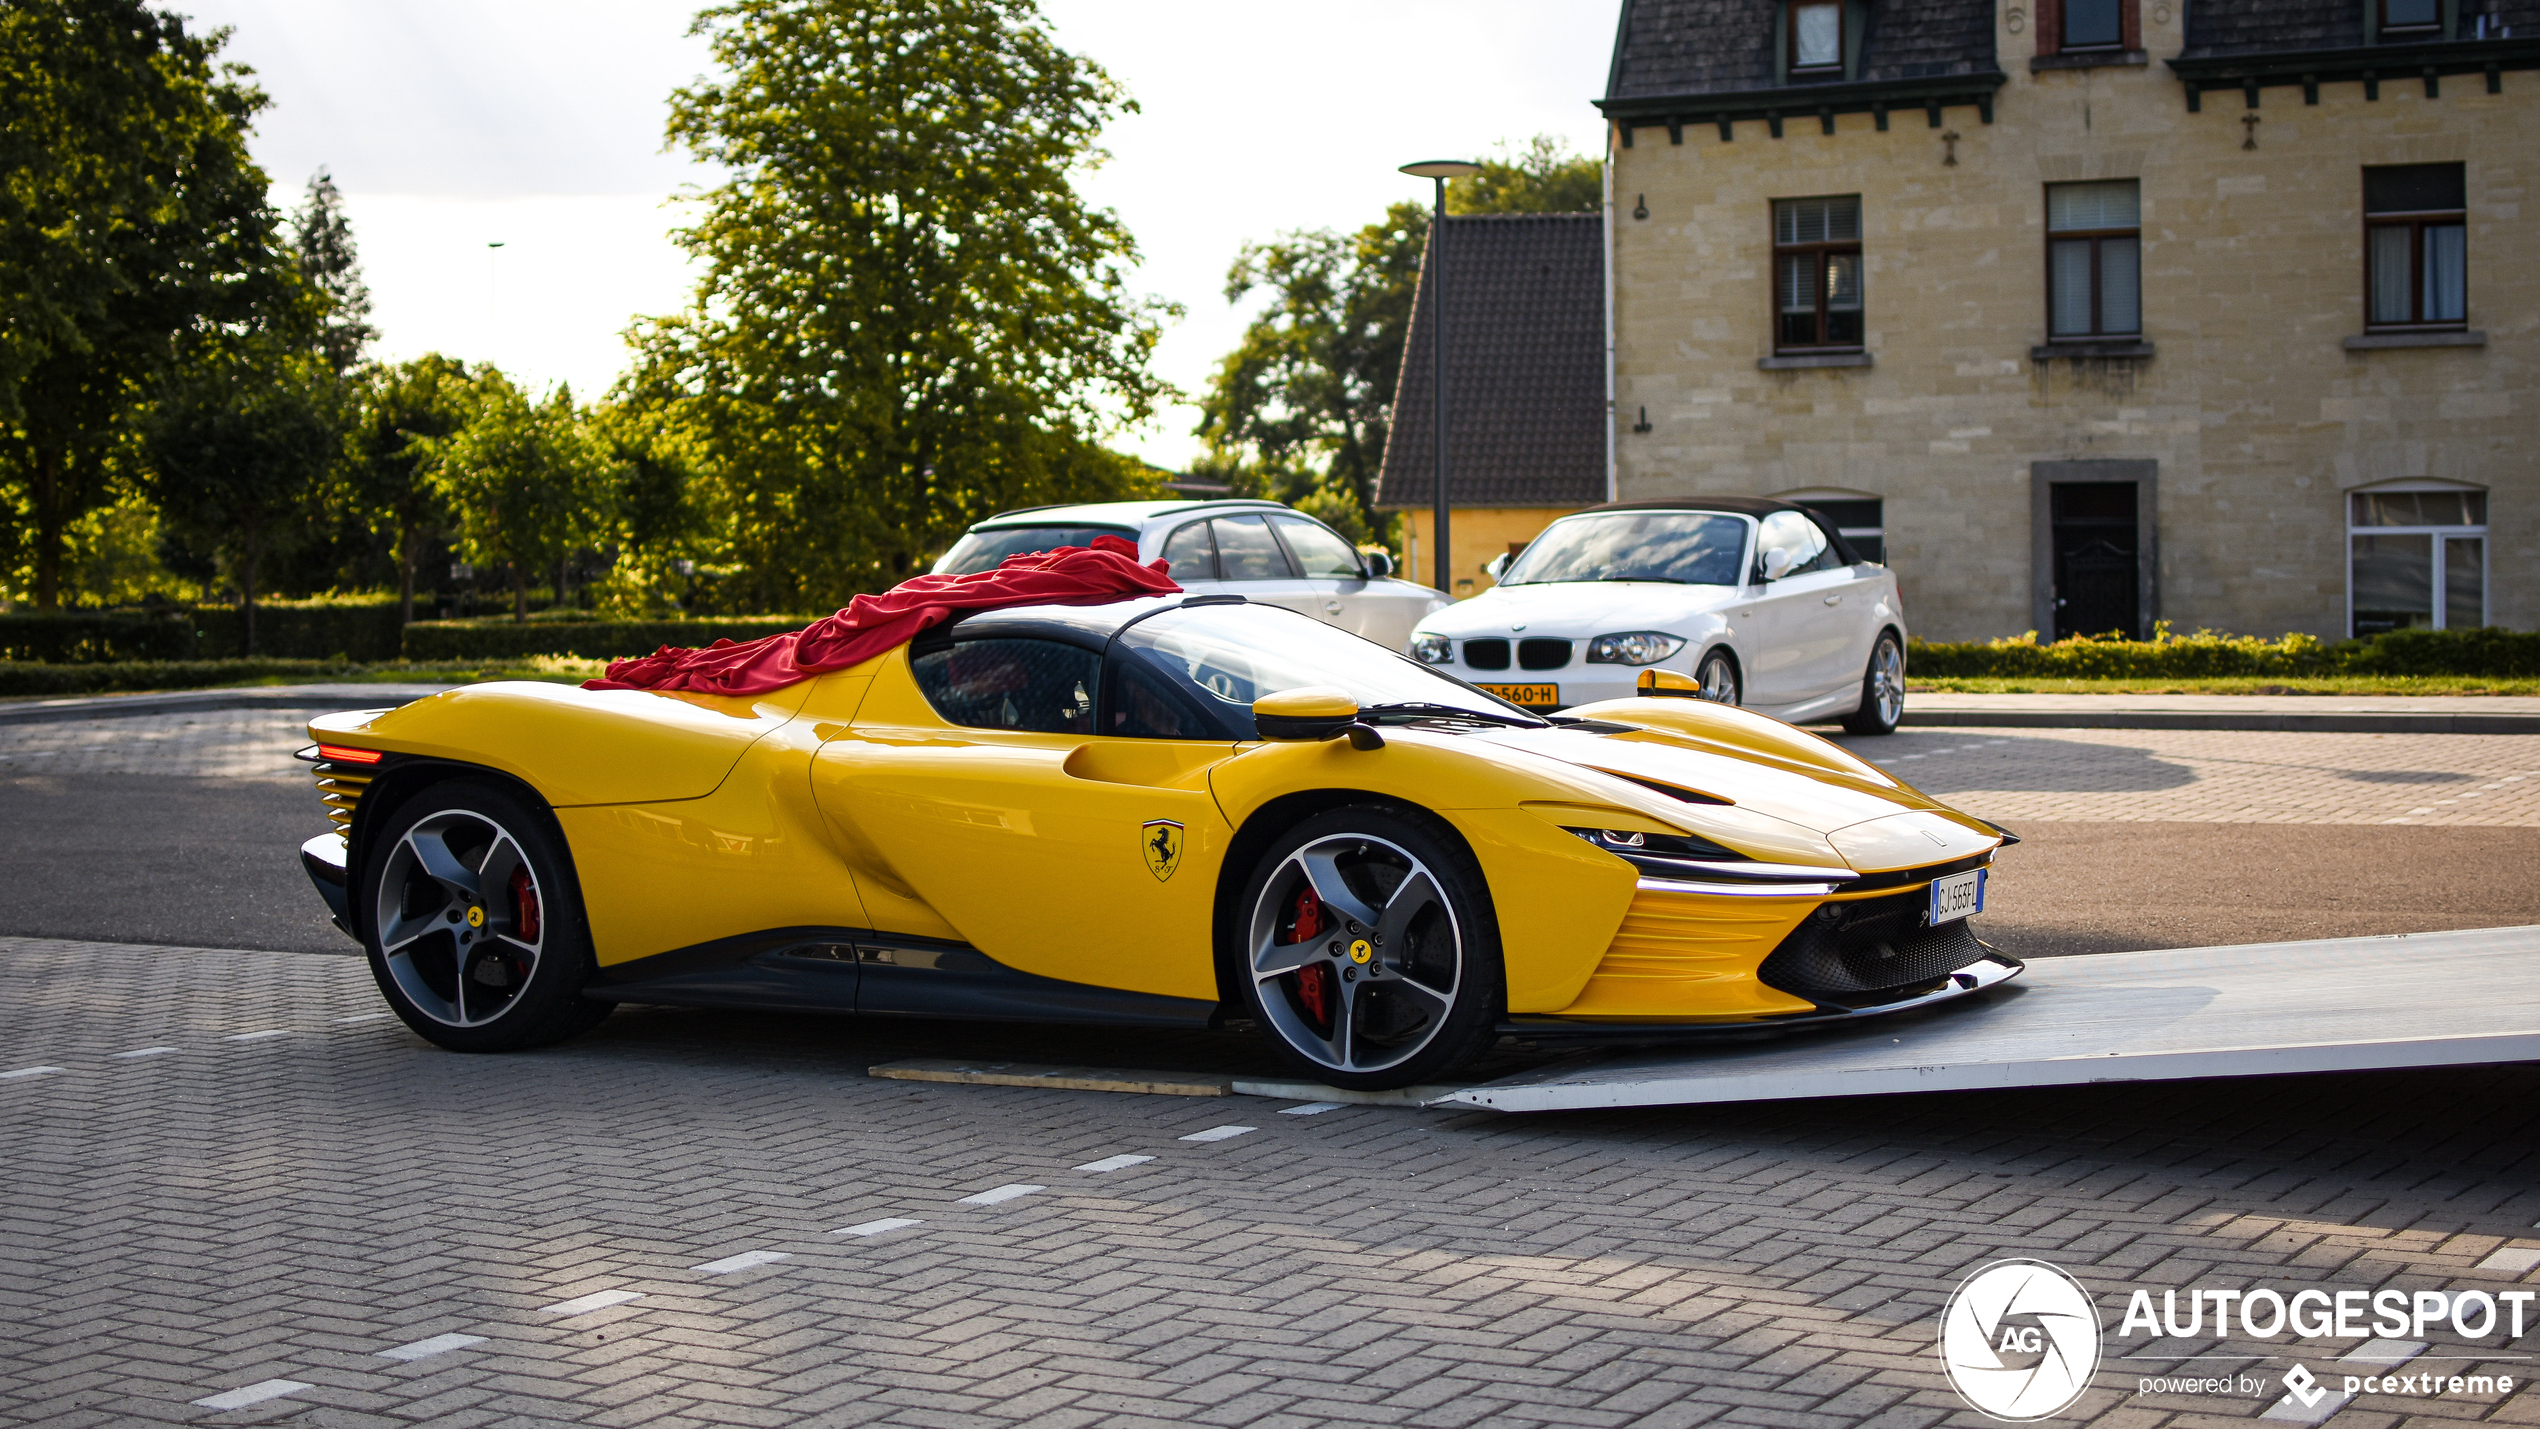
<box><xmin>1110</xmin><ymin>604</ymin><xmax>1531</xmax><ymax>740</ymax></box>
<box><xmin>1499</xmin><ymin>511</ymin><xmax>1750</xmax><ymax>586</ymax></box>
<box><xmin>937</xmin><ymin>525</ymin><xmax>1136</xmax><ymax>575</ymax></box>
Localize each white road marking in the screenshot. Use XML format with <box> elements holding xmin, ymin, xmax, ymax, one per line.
<box><xmin>192</xmin><ymin>1380</ymin><xmax>311</xmax><ymax>1411</ymax></box>
<box><xmin>834</xmin><ymin>1217</ymin><xmax>922</xmax><ymax>1237</ymax></box>
<box><xmin>694</xmin><ymin>1250</ymin><xmax>792</xmax><ymax>1275</ymax></box>
<box><xmin>1074</xmin><ymin>1154</ymin><xmax>1154</xmax><ymax>1173</ymax></box>
<box><xmin>222</xmin><ymin>1030</ymin><xmax>289</xmax><ymax>1042</ymax></box>
<box><xmin>2477</xmin><ymin>1246</ymin><xmax>2540</xmax><ymax>1275</ymax></box>
<box><xmin>1</xmin><ymin>1066</ymin><xmax>64</xmax><ymax>1080</ymax></box>
<box><xmin>334</xmin><ymin>1013</ymin><xmax>393</xmax><ymax>1024</ymax></box>
<box><xmin>538</xmin><ymin>1289</ymin><xmax>643</xmax><ymax>1317</ymax></box>
<box><xmin>1180</xmin><ymin>1125</ymin><xmax>1256</xmax><ymax>1142</ymax></box>
<box><xmin>955</xmin><ymin>1183</ymin><xmax>1044</xmax><ymax>1206</ymax></box>
<box><xmin>113</xmin><ymin>1047</ymin><xmax>177</xmax><ymax>1059</ymax></box>
<box><xmin>1278</xmin><ymin>1103</ymin><xmax>1345</xmax><ymax>1116</ymax></box>
<box><xmin>377</xmin><ymin>1332</ymin><xmax>484</xmax><ymax>1362</ymax></box>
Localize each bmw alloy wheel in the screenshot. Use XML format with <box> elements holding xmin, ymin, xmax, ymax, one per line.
<box><xmin>1696</xmin><ymin>649</ymin><xmax>1741</xmax><ymax>704</ymax></box>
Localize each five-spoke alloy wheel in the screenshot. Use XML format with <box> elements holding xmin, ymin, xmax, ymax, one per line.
<box><xmin>1238</xmin><ymin>806</ymin><xmax>1502</xmax><ymax>1090</ymax></box>
<box><xmin>360</xmin><ymin>780</ymin><xmax>609</xmax><ymax>1051</ymax></box>
<box><xmin>1843</xmin><ymin>630</ymin><xmax>1906</xmax><ymax>735</ymax></box>
<box><xmin>1695</xmin><ymin>648</ymin><xmax>1742</xmax><ymax>705</ymax></box>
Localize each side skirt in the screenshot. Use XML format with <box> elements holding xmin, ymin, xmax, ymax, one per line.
<box><xmin>585</xmin><ymin>926</ymin><xmax>1221</xmax><ymax>1029</ymax></box>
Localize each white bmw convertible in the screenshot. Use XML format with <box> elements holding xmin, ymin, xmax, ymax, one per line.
<box><xmin>1406</xmin><ymin>497</ymin><xmax>1907</xmax><ymax>733</ymax></box>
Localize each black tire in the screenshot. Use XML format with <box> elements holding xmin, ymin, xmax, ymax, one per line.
<box><xmin>1841</xmin><ymin>630</ymin><xmax>1906</xmax><ymax>736</ymax></box>
<box><xmin>358</xmin><ymin>778</ymin><xmax>610</xmax><ymax>1052</ymax></box>
<box><xmin>1235</xmin><ymin>804</ymin><xmax>1503</xmax><ymax>1091</ymax></box>
<box><xmin>1695</xmin><ymin>647</ymin><xmax>1742</xmax><ymax>705</ymax></box>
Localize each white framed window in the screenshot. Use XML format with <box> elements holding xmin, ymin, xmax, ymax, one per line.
<box><xmin>2347</xmin><ymin>481</ymin><xmax>2486</xmax><ymax>636</ymax></box>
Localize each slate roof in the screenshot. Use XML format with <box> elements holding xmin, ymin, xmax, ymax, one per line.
<box><xmin>2183</xmin><ymin>0</ymin><xmax>2540</xmax><ymax>55</ymax></box>
<box><xmin>1602</xmin><ymin>0</ymin><xmax>1997</xmax><ymax>102</ymax></box>
<box><xmin>1375</xmin><ymin>214</ymin><xmax>1607</xmax><ymax>511</ymax></box>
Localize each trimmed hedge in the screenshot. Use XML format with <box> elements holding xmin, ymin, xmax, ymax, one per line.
<box><xmin>0</xmin><ymin>598</ymin><xmax>406</xmax><ymax>663</ymax></box>
<box><xmin>402</xmin><ymin>616</ymin><xmax>815</xmax><ymax>661</ymax></box>
<box><xmin>1909</xmin><ymin>626</ymin><xmax>2540</xmax><ymax>679</ymax></box>
<box><xmin>0</xmin><ymin>658</ymin><xmax>361</xmax><ymax>698</ymax></box>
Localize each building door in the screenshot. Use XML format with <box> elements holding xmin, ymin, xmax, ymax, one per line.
<box><xmin>2051</xmin><ymin>482</ymin><xmax>2141</xmax><ymax>640</ymax></box>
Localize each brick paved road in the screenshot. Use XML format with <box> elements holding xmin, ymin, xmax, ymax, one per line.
<box><xmin>3</xmin><ymin>937</ymin><xmax>2538</xmax><ymax>1427</ymax></box>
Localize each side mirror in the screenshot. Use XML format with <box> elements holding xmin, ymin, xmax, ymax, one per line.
<box><xmin>1637</xmin><ymin>669</ymin><xmax>1702</xmax><ymax>699</ymax></box>
<box><xmin>1253</xmin><ymin>685</ymin><xmax>1360</xmax><ymax>741</ymax></box>
<box><xmin>1483</xmin><ymin>552</ymin><xmax>1512</xmax><ymax>583</ymax></box>
<box><xmin>1761</xmin><ymin>547</ymin><xmax>1794</xmax><ymax>582</ymax></box>
<box><xmin>1362</xmin><ymin>549</ymin><xmax>1395</xmax><ymax>579</ymax></box>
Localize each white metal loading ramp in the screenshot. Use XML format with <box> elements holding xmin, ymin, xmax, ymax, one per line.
<box><xmin>1441</xmin><ymin>925</ymin><xmax>2540</xmax><ymax>1114</ymax></box>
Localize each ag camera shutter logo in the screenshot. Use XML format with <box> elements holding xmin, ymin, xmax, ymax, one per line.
<box><xmin>1939</xmin><ymin>1259</ymin><xmax>2103</xmax><ymax>1420</ymax></box>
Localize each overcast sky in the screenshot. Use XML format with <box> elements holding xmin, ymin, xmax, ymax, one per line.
<box><xmin>176</xmin><ymin>0</ymin><xmax>1615</xmax><ymax>469</ymax></box>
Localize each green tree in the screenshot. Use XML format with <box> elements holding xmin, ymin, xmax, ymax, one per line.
<box><xmin>141</xmin><ymin>340</ymin><xmax>340</xmax><ymax>651</ymax></box>
<box><xmin>292</xmin><ymin>168</ymin><xmax>376</xmax><ymax>377</ymax></box>
<box><xmin>624</xmin><ymin>0</ymin><xmax>1172</xmax><ymax>611</ymax></box>
<box><xmin>428</xmin><ymin>371</ymin><xmax>612</xmax><ymax>623</ymax></box>
<box><xmin>1196</xmin><ymin>135</ymin><xmax>1602</xmax><ymax>547</ymax></box>
<box><xmin>348</xmin><ymin>354</ymin><xmax>471</xmax><ymax>623</ymax></box>
<box><xmin>0</xmin><ymin>0</ymin><xmax>290</xmax><ymax>608</ymax></box>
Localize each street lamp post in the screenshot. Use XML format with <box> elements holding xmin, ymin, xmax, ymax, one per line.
<box><xmin>1400</xmin><ymin>160</ymin><xmax>1481</xmax><ymax>596</ymax></box>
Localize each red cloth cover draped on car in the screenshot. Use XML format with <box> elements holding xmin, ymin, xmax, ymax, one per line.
<box><xmin>582</xmin><ymin>536</ymin><xmax>1180</xmax><ymax>697</ymax></box>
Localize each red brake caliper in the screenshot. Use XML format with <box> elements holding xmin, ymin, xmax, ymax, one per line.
<box><xmin>509</xmin><ymin>864</ymin><xmax>541</xmax><ymax>943</ymax></box>
<box><xmin>1289</xmin><ymin>885</ymin><xmax>1333</xmax><ymax>1032</ymax></box>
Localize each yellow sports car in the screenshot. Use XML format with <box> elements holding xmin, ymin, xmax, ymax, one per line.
<box><xmin>298</xmin><ymin>595</ymin><xmax>2017</xmax><ymax>1090</ymax></box>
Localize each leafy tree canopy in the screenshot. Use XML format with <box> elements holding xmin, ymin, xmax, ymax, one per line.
<box><xmin>426</xmin><ymin>370</ymin><xmax>615</xmax><ymax>623</ymax></box>
<box><xmin>624</xmin><ymin>0</ymin><xmax>1173</xmax><ymax>610</ymax></box>
<box><xmin>0</xmin><ymin>0</ymin><xmax>293</xmax><ymax>608</ymax></box>
<box><xmin>1195</xmin><ymin>135</ymin><xmax>1602</xmax><ymax>549</ymax></box>
<box><xmin>293</xmin><ymin>169</ymin><xmax>376</xmax><ymax>376</ymax></box>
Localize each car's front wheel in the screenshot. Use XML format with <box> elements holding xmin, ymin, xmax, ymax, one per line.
<box><xmin>1842</xmin><ymin>630</ymin><xmax>1906</xmax><ymax>735</ymax></box>
<box><xmin>1237</xmin><ymin>805</ymin><xmax>1503</xmax><ymax>1090</ymax></box>
<box><xmin>1695</xmin><ymin>648</ymin><xmax>1742</xmax><ymax>704</ymax></box>
<box><xmin>359</xmin><ymin>779</ymin><xmax>610</xmax><ymax>1052</ymax></box>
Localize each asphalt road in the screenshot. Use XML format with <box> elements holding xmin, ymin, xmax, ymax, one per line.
<box><xmin>5</xmin><ymin>770</ymin><xmax>2537</xmax><ymax>962</ymax></box>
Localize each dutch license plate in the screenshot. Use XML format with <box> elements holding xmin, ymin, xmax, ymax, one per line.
<box><xmin>1476</xmin><ymin>683</ymin><xmax>1560</xmax><ymax>708</ymax></box>
<box><xmin>1929</xmin><ymin>868</ymin><xmax>1986</xmax><ymax>925</ymax></box>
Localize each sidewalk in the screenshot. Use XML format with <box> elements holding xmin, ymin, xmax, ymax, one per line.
<box><xmin>1898</xmin><ymin>691</ymin><xmax>2540</xmax><ymax>734</ymax></box>
<box><xmin>0</xmin><ymin>682</ymin><xmax>463</xmax><ymax>727</ymax></box>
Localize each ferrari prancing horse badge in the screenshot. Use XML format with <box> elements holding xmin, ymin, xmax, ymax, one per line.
<box><xmin>1141</xmin><ymin>820</ymin><xmax>1184</xmax><ymax>882</ymax></box>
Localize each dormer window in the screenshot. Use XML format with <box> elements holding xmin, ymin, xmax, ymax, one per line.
<box><xmin>2379</xmin><ymin>0</ymin><xmax>2441</xmax><ymax>38</ymax></box>
<box><xmin>1789</xmin><ymin>0</ymin><xmax>1844</xmax><ymax>75</ymax></box>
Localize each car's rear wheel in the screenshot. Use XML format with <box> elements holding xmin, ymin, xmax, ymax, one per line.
<box><xmin>359</xmin><ymin>779</ymin><xmax>609</xmax><ymax>1052</ymax></box>
<box><xmin>1842</xmin><ymin>630</ymin><xmax>1906</xmax><ymax>735</ymax></box>
<box><xmin>1696</xmin><ymin>648</ymin><xmax>1741</xmax><ymax>705</ymax></box>
<box><xmin>1237</xmin><ymin>805</ymin><xmax>1503</xmax><ymax>1090</ymax></box>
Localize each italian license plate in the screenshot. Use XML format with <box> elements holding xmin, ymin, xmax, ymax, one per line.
<box><xmin>1476</xmin><ymin>683</ymin><xmax>1560</xmax><ymax>708</ymax></box>
<box><xmin>1929</xmin><ymin>868</ymin><xmax>1986</xmax><ymax>925</ymax></box>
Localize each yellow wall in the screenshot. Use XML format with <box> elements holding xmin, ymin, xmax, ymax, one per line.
<box><xmin>1391</xmin><ymin>506</ymin><xmax>1586</xmax><ymax>598</ymax></box>
<box><xmin>1609</xmin><ymin>4</ymin><xmax>2533</xmax><ymax>639</ymax></box>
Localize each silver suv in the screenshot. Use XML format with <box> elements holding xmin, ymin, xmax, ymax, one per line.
<box><xmin>935</xmin><ymin>499</ymin><xmax>1448</xmax><ymax>651</ymax></box>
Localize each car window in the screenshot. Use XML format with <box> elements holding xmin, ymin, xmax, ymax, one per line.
<box><xmin>1270</xmin><ymin>516</ymin><xmax>1362</xmax><ymax>579</ymax></box>
<box><xmin>910</xmin><ymin>638</ymin><xmax>1098</xmax><ymax>734</ymax></box>
<box><xmin>1160</xmin><ymin>521</ymin><xmax>1217</xmax><ymax>581</ymax></box>
<box><xmin>935</xmin><ymin>526</ymin><xmax>1136</xmax><ymax>575</ymax></box>
<box><xmin>1497</xmin><ymin>512</ymin><xmax>1748</xmax><ymax>586</ymax></box>
<box><xmin>1109</xmin><ymin>603</ymin><xmax>1529</xmax><ymax>740</ymax></box>
<box><xmin>1211</xmin><ymin>515</ymin><xmax>1295</xmax><ymax>581</ymax></box>
<box><xmin>1756</xmin><ymin>510</ymin><xmax>1834</xmax><ymax>579</ymax></box>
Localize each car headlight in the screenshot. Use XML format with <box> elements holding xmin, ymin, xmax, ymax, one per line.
<box><xmin>1585</xmin><ymin>632</ymin><xmax>1685</xmax><ymax>666</ymax></box>
<box><xmin>1410</xmin><ymin>633</ymin><xmax>1453</xmax><ymax>665</ymax></box>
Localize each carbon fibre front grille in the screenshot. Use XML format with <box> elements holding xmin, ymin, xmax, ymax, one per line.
<box><xmin>1756</xmin><ymin>887</ymin><xmax>1986</xmax><ymax>1006</ymax></box>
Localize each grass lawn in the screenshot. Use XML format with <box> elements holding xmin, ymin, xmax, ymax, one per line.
<box><xmin>1909</xmin><ymin>675</ymin><xmax>2540</xmax><ymax>696</ymax></box>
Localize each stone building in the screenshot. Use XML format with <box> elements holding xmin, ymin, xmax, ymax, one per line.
<box><xmin>1598</xmin><ymin>0</ymin><xmax>2535</xmax><ymax>640</ymax></box>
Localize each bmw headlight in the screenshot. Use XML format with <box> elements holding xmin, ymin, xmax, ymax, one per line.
<box><xmin>1410</xmin><ymin>633</ymin><xmax>1453</xmax><ymax>665</ymax></box>
<box><xmin>1585</xmin><ymin>632</ymin><xmax>1685</xmax><ymax>666</ymax></box>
